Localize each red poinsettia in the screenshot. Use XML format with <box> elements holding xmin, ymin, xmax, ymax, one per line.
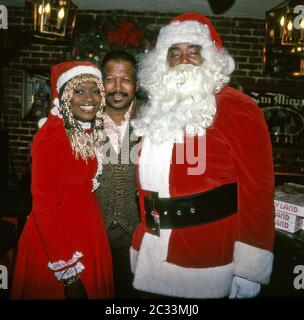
<box><xmin>107</xmin><ymin>20</ymin><xmax>144</xmax><ymax>48</ymax></box>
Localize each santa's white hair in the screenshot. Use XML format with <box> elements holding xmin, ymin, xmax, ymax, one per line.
<box><xmin>132</xmin><ymin>19</ymin><xmax>235</xmax><ymax>143</ymax></box>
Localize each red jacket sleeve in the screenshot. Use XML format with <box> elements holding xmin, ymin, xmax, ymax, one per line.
<box><xmin>216</xmin><ymin>87</ymin><xmax>275</xmax><ymax>283</ymax></box>
<box><xmin>31</xmin><ymin>123</ymin><xmax>75</xmax><ymax>263</ymax></box>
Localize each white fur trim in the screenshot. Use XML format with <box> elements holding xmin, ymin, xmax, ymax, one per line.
<box><xmin>130</xmin><ymin>247</ymin><xmax>138</xmax><ymax>274</ymax></box>
<box><xmin>233</xmin><ymin>241</ymin><xmax>274</xmax><ymax>284</ymax></box>
<box><xmin>156</xmin><ymin>20</ymin><xmax>215</xmax><ymax>51</ymax></box>
<box><xmin>38</xmin><ymin>117</ymin><xmax>47</xmax><ymax>128</ymax></box>
<box><xmin>53</xmin><ymin>97</ymin><xmax>60</xmax><ymax>108</ymax></box>
<box><xmin>56</xmin><ymin>66</ymin><xmax>101</xmax><ymax>92</ymax></box>
<box><xmin>132</xmin><ymin>230</ymin><xmax>233</xmax><ymax>298</ymax></box>
<box><xmin>50</xmin><ymin>106</ymin><xmax>63</xmax><ymax>120</ymax></box>
<box><xmin>38</xmin><ymin>99</ymin><xmax>62</xmax><ymax>128</ymax></box>
<box><xmin>139</xmin><ymin>137</ymin><xmax>173</xmax><ymax>198</ymax></box>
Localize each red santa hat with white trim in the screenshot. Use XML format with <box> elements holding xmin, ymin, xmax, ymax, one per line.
<box><xmin>38</xmin><ymin>61</ymin><xmax>101</xmax><ymax>128</ymax></box>
<box><xmin>156</xmin><ymin>12</ymin><xmax>222</xmax><ymax>51</ymax></box>
<box><xmin>51</xmin><ymin>61</ymin><xmax>102</xmax><ymax>109</ymax></box>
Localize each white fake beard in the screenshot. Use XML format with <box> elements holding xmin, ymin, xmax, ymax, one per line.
<box><xmin>133</xmin><ymin>63</ymin><xmax>217</xmax><ymax>143</ymax></box>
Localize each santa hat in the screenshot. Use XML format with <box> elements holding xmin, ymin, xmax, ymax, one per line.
<box><xmin>38</xmin><ymin>61</ymin><xmax>102</xmax><ymax>128</ymax></box>
<box><xmin>51</xmin><ymin>61</ymin><xmax>102</xmax><ymax>109</ymax></box>
<box><xmin>156</xmin><ymin>13</ymin><xmax>222</xmax><ymax>51</ymax></box>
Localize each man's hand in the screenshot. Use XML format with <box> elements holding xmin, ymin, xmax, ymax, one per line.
<box><xmin>229</xmin><ymin>276</ymin><xmax>261</xmax><ymax>299</ymax></box>
<box><xmin>64</xmin><ymin>278</ymin><xmax>88</xmax><ymax>299</ymax></box>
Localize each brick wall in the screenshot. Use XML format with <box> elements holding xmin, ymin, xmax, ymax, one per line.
<box><xmin>1</xmin><ymin>7</ymin><xmax>303</xmax><ymax>187</ymax></box>
<box><xmin>1</xmin><ymin>7</ymin><xmax>71</xmax><ymax>187</ymax></box>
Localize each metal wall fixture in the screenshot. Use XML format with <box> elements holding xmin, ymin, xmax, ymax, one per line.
<box><xmin>29</xmin><ymin>0</ymin><xmax>77</xmax><ymax>40</ymax></box>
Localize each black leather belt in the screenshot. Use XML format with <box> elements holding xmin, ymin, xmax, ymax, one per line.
<box><xmin>144</xmin><ymin>183</ymin><xmax>237</xmax><ymax>232</ymax></box>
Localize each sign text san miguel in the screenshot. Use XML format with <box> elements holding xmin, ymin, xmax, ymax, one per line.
<box><xmin>246</xmin><ymin>91</ymin><xmax>304</xmax><ymax>147</ymax></box>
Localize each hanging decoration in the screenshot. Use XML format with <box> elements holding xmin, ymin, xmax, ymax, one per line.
<box><xmin>28</xmin><ymin>0</ymin><xmax>78</xmax><ymax>41</ymax></box>
<box><xmin>264</xmin><ymin>0</ymin><xmax>304</xmax><ymax>77</ymax></box>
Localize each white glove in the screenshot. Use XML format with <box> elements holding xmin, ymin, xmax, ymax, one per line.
<box><xmin>229</xmin><ymin>276</ymin><xmax>261</xmax><ymax>299</ymax></box>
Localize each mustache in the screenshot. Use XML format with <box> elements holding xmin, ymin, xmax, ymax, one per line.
<box><xmin>107</xmin><ymin>91</ymin><xmax>128</xmax><ymax>97</ymax></box>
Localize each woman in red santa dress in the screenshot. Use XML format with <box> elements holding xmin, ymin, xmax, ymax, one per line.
<box><xmin>11</xmin><ymin>61</ymin><xmax>113</xmax><ymax>299</ymax></box>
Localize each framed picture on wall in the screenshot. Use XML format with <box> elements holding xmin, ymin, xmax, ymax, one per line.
<box><xmin>22</xmin><ymin>69</ymin><xmax>51</xmax><ymax>121</ymax></box>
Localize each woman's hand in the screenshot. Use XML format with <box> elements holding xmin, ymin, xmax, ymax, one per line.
<box><xmin>63</xmin><ymin>277</ymin><xmax>88</xmax><ymax>299</ymax></box>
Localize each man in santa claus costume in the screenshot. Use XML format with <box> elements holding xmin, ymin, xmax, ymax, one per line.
<box><xmin>130</xmin><ymin>13</ymin><xmax>275</xmax><ymax>299</ymax></box>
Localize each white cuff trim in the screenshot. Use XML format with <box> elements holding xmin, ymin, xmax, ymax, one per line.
<box><xmin>48</xmin><ymin>251</ymin><xmax>85</xmax><ymax>281</ymax></box>
<box><xmin>54</xmin><ymin>261</ymin><xmax>85</xmax><ymax>281</ymax></box>
<box><xmin>233</xmin><ymin>241</ymin><xmax>274</xmax><ymax>284</ymax></box>
<box><xmin>48</xmin><ymin>251</ymin><xmax>83</xmax><ymax>271</ymax></box>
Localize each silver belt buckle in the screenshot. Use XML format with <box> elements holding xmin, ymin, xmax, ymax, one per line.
<box><xmin>151</xmin><ymin>209</ymin><xmax>160</xmax><ymax>237</ymax></box>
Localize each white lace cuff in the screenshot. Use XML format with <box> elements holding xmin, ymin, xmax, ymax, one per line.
<box><xmin>47</xmin><ymin>251</ymin><xmax>85</xmax><ymax>281</ymax></box>
<box><xmin>53</xmin><ymin>261</ymin><xmax>85</xmax><ymax>281</ymax></box>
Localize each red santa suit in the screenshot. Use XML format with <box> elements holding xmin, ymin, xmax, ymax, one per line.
<box><xmin>131</xmin><ymin>86</ymin><xmax>275</xmax><ymax>298</ymax></box>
